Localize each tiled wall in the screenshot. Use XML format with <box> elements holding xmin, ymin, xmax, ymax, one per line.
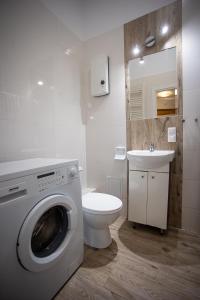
<box><xmin>83</xmin><ymin>27</ymin><xmax>127</xmax><ymax>215</ymax></box>
<box><xmin>182</xmin><ymin>0</ymin><xmax>200</xmax><ymax>234</ymax></box>
<box><xmin>0</xmin><ymin>0</ymin><xmax>86</xmax><ymax>188</ymax></box>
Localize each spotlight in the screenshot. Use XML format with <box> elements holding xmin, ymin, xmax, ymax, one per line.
<box><xmin>161</xmin><ymin>25</ymin><xmax>169</xmax><ymax>35</ymax></box>
<box><xmin>133</xmin><ymin>45</ymin><xmax>140</xmax><ymax>55</ymax></box>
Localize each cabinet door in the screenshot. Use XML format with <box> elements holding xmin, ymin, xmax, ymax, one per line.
<box><xmin>147</xmin><ymin>172</ymin><xmax>169</xmax><ymax>229</ymax></box>
<box><xmin>128</xmin><ymin>171</ymin><xmax>147</xmax><ymax>224</ymax></box>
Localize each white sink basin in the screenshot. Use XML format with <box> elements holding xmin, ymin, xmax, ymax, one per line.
<box><xmin>127</xmin><ymin>150</ymin><xmax>175</xmax><ymax>169</ymax></box>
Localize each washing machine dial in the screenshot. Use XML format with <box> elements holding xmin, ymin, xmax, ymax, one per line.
<box><xmin>68</xmin><ymin>166</ymin><xmax>78</xmax><ymax>178</ymax></box>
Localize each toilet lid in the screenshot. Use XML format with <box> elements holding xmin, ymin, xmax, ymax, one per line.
<box><xmin>82</xmin><ymin>193</ymin><xmax>122</xmax><ymax>215</ymax></box>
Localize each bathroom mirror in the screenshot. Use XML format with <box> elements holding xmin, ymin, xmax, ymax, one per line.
<box><xmin>127</xmin><ymin>47</ymin><xmax>177</xmax><ymax>120</ymax></box>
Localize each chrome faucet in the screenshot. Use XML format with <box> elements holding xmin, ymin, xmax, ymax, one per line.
<box><xmin>149</xmin><ymin>143</ymin><xmax>155</xmax><ymax>152</ymax></box>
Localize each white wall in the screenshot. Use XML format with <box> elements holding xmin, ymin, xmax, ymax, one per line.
<box><xmin>0</xmin><ymin>0</ymin><xmax>87</xmax><ymax>188</ymax></box>
<box><xmin>182</xmin><ymin>0</ymin><xmax>200</xmax><ymax>233</ymax></box>
<box><xmin>83</xmin><ymin>27</ymin><xmax>127</xmax><ymax>215</ymax></box>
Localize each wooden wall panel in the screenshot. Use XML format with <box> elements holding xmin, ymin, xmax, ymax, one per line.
<box><xmin>124</xmin><ymin>1</ymin><xmax>182</xmax><ymax>228</ymax></box>
<box><xmin>124</xmin><ymin>1</ymin><xmax>180</xmax><ymax>62</ymax></box>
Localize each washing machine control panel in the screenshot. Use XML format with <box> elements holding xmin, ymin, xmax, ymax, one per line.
<box><xmin>36</xmin><ymin>164</ymin><xmax>79</xmax><ymax>192</ymax></box>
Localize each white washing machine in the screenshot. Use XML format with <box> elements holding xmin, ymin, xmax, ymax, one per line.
<box><xmin>0</xmin><ymin>158</ymin><xmax>84</xmax><ymax>300</ymax></box>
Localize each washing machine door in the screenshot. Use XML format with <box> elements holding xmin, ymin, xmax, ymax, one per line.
<box><xmin>17</xmin><ymin>194</ymin><xmax>77</xmax><ymax>272</ymax></box>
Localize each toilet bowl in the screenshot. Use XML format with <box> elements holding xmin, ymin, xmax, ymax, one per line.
<box><xmin>82</xmin><ymin>192</ymin><xmax>122</xmax><ymax>248</ymax></box>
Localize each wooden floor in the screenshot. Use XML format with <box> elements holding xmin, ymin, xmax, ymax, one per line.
<box><xmin>55</xmin><ymin>218</ymin><xmax>200</xmax><ymax>300</ymax></box>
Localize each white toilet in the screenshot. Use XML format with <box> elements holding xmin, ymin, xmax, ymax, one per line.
<box><xmin>82</xmin><ymin>192</ymin><xmax>122</xmax><ymax>248</ymax></box>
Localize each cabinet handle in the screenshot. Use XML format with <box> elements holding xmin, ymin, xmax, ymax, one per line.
<box><xmin>141</xmin><ymin>175</ymin><xmax>144</xmax><ymax>178</ymax></box>
<box><xmin>152</xmin><ymin>176</ymin><xmax>155</xmax><ymax>179</ymax></box>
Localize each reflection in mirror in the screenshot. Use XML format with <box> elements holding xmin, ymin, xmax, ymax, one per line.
<box><xmin>156</xmin><ymin>87</ymin><xmax>177</xmax><ymax>116</ymax></box>
<box><xmin>128</xmin><ymin>47</ymin><xmax>177</xmax><ymax>120</ymax></box>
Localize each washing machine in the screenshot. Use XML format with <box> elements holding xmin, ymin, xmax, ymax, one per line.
<box><xmin>0</xmin><ymin>158</ymin><xmax>84</xmax><ymax>300</ymax></box>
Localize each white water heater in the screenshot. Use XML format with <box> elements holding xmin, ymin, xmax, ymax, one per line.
<box><xmin>90</xmin><ymin>55</ymin><xmax>109</xmax><ymax>97</ymax></box>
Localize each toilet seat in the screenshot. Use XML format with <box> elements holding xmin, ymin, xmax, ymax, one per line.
<box><xmin>82</xmin><ymin>193</ymin><xmax>122</xmax><ymax>215</ymax></box>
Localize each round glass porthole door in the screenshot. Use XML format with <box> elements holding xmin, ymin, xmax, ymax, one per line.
<box><xmin>31</xmin><ymin>206</ymin><xmax>68</xmax><ymax>258</ymax></box>
<box><xmin>17</xmin><ymin>194</ymin><xmax>77</xmax><ymax>272</ymax></box>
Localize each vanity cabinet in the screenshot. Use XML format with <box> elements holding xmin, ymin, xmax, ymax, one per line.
<box><xmin>129</xmin><ymin>171</ymin><xmax>147</xmax><ymax>225</ymax></box>
<box><xmin>128</xmin><ymin>166</ymin><xmax>169</xmax><ymax>230</ymax></box>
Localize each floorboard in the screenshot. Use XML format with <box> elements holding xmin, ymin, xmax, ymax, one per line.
<box><xmin>54</xmin><ymin>218</ymin><xmax>200</xmax><ymax>300</ymax></box>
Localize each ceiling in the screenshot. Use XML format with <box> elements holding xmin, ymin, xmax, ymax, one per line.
<box><xmin>42</xmin><ymin>0</ymin><xmax>176</xmax><ymax>41</ymax></box>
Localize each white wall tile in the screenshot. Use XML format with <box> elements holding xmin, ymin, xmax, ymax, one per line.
<box><xmin>182</xmin><ymin>179</ymin><xmax>200</xmax><ymax>210</ymax></box>
<box><xmin>182</xmin><ymin>0</ymin><xmax>200</xmax><ymax>91</ymax></box>
<box><xmin>182</xmin><ymin>0</ymin><xmax>200</xmax><ymax>234</ymax></box>
<box><xmin>183</xmin><ymin>149</ymin><xmax>200</xmax><ymax>180</ymax></box>
<box><xmin>182</xmin><ymin>207</ymin><xmax>200</xmax><ymax>234</ymax></box>
<box><xmin>183</xmin><ymin>116</ymin><xmax>200</xmax><ymax>151</ymax></box>
<box><xmin>183</xmin><ymin>89</ymin><xmax>200</xmax><ymax>119</ymax></box>
<box><xmin>84</xmin><ymin>27</ymin><xmax>127</xmax><ymax>216</ymax></box>
<box><xmin>0</xmin><ymin>0</ymin><xmax>86</xmax><ymax>184</ymax></box>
